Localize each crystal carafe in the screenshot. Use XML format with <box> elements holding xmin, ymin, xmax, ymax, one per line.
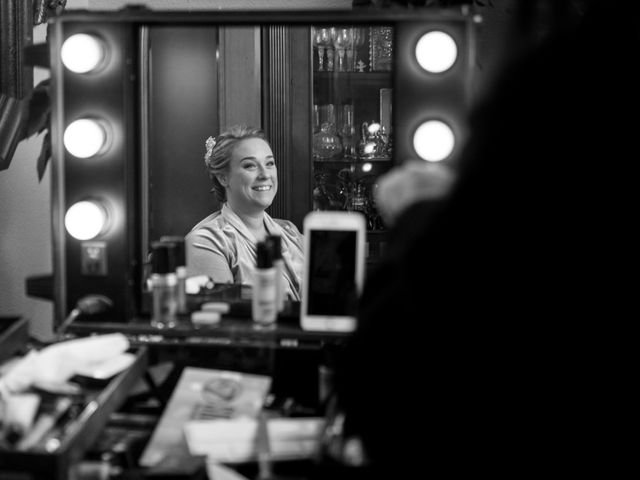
<box><xmin>340</xmin><ymin>104</ymin><xmax>356</xmax><ymax>158</ymax></box>
<box><xmin>313</xmin><ymin>104</ymin><xmax>343</xmax><ymax>160</ymax></box>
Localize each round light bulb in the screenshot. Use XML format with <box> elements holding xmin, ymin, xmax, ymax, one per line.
<box><xmin>63</xmin><ymin>119</ymin><xmax>107</xmax><ymax>158</ymax></box>
<box><xmin>361</xmin><ymin>162</ymin><xmax>373</xmax><ymax>173</ymax></box>
<box><xmin>65</xmin><ymin>201</ymin><xmax>109</xmax><ymax>240</ymax></box>
<box><xmin>415</xmin><ymin>31</ymin><xmax>458</xmax><ymax>73</ymax></box>
<box><xmin>61</xmin><ymin>34</ymin><xmax>105</xmax><ymax>74</ymax></box>
<box><xmin>413</xmin><ymin>120</ymin><xmax>455</xmax><ymax>162</ymax></box>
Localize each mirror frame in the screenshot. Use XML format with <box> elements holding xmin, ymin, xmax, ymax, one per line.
<box><xmin>48</xmin><ymin>8</ymin><xmax>478</xmax><ymax>324</ymax></box>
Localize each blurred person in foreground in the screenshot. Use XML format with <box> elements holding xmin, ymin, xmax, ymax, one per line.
<box><xmin>331</xmin><ymin>0</ymin><xmax>637</xmax><ymax>476</ymax></box>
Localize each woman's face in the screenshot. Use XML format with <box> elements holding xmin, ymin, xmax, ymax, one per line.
<box><xmin>219</xmin><ymin>137</ymin><xmax>278</xmax><ymax>214</ymax></box>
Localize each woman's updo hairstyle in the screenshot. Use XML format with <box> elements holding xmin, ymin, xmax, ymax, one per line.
<box><xmin>204</xmin><ymin>125</ymin><xmax>268</xmax><ymax>202</ymax></box>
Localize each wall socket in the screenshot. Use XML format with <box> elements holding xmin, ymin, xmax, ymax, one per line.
<box><xmin>81</xmin><ymin>241</ymin><xmax>108</xmax><ymax>276</ymax></box>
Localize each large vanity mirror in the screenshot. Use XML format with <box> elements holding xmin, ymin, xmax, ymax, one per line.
<box><xmin>48</xmin><ymin>9</ymin><xmax>477</xmax><ymax>323</ymax></box>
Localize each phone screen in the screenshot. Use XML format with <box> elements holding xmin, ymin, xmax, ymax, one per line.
<box><xmin>307</xmin><ymin>230</ymin><xmax>358</xmax><ymax>316</ymax></box>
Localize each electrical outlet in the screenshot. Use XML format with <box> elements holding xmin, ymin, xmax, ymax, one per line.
<box><xmin>81</xmin><ymin>241</ymin><xmax>108</xmax><ymax>276</ymax></box>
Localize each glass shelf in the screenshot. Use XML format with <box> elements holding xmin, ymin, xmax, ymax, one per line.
<box><xmin>313</xmin><ymin>71</ymin><xmax>392</xmax><ymax>81</ymax></box>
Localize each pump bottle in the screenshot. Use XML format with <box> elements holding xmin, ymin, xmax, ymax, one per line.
<box><xmin>252</xmin><ymin>241</ymin><xmax>277</xmax><ymax>329</ymax></box>
<box><xmin>266</xmin><ymin>235</ymin><xmax>285</xmax><ymax>312</ymax></box>
<box><xmin>150</xmin><ymin>241</ymin><xmax>178</xmax><ymax>328</ymax></box>
<box><xmin>160</xmin><ymin>235</ymin><xmax>188</xmax><ymax>314</ymax></box>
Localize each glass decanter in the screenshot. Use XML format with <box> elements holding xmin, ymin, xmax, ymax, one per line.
<box><xmin>340</xmin><ymin>104</ymin><xmax>356</xmax><ymax>158</ymax></box>
<box><xmin>313</xmin><ymin>104</ymin><xmax>343</xmax><ymax>160</ymax></box>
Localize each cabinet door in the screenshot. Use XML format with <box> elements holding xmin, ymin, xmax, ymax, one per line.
<box><xmin>264</xmin><ymin>24</ymin><xmax>395</xmax><ymax>265</ymax></box>
<box><xmin>311</xmin><ymin>25</ymin><xmax>394</xmax><ymax>264</ymax></box>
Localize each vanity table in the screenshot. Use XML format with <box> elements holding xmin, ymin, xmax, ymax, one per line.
<box><xmin>61</xmin><ymin>308</ymin><xmax>354</xmax><ymax>480</ymax></box>
<box><xmin>66</xmin><ymin>307</ymin><xmax>350</xmax><ymax>411</ymax></box>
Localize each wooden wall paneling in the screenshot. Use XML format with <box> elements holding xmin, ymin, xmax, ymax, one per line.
<box><xmin>263</xmin><ymin>25</ymin><xmax>312</xmax><ymax>229</ymax></box>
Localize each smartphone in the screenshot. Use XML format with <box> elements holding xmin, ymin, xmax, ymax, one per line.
<box><xmin>301</xmin><ymin>211</ymin><xmax>366</xmax><ymax>332</ymax></box>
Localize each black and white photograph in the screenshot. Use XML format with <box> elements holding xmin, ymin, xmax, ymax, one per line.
<box><xmin>1</xmin><ymin>0</ymin><xmax>634</xmax><ymax>478</ymax></box>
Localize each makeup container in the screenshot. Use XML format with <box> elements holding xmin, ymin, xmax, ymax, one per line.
<box><xmin>252</xmin><ymin>241</ymin><xmax>277</xmax><ymax>329</ymax></box>
<box><xmin>150</xmin><ymin>241</ymin><xmax>178</xmax><ymax>329</ymax></box>
<box><xmin>160</xmin><ymin>235</ymin><xmax>188</xmax><ymax>314</ymax></box>
<box><xmin>266</xmin><ymin>235</ymin><xmax>285</xmax><ymax>313</ymax></box>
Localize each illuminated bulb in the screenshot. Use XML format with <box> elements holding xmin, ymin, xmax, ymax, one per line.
<box><xmin>413</xmin><ymin>120</ymin><xmax>455</xmax><ymax>162</ymax></box>
<box><xmin>361</xmin><ymin>162</ymin><xmax>373</xmax><ymax>173</ymax></box>
<box><xmin>63</xmin><ymin>119</ymin><xmax>107</xmax><ymax>158</ymax></box>
<box><xmin>61</xmin><ymin>34</ymin><xmax>106</xmax><ymax>73</ymax></box>
<box><xmin>65</xmin><ymin>201</ymin><xmax>109</xmax><ymax>240</ymax></box>
<box><xmin>415</xmin><ymin>31</ymin><xmax>458</xmax><ymax>73</ymax></box>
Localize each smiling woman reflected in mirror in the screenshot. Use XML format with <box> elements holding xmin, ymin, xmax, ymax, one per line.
<box><xmin>185</xmin><ymin>125</ymin><xmax>304</xmax><ymax>300</ymax></box>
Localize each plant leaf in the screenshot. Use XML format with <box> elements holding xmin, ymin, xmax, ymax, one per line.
<box><xmin>37</xmin><ymin>129</ymin><xmax>51</xmax><ymax>182</ymax></box>
<box><xmin>25</xmin><ymin>79</ymin><xmax>50</xmax><ymax>138</ymax></box>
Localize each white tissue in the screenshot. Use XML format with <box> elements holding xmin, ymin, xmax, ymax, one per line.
<box><xmin>0</xmin><ymin>333</ymin><xmax>130</xmax><ymax>393</ymax></box>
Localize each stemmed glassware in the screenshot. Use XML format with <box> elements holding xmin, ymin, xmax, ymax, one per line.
<box><xmin>351</xmin><ymin>27</ymin><xmax>366</xmax><ymax>71</ymax></box>
<box><xmin>313</xmin><ymin>27</ymin><xmax>333</xmax><ymax>71</ymax></box>
<box><xmin>332</xmin><ymin>27</ymin><xmax>354</xmax><ymax>72</ymax></box>
<box><xmin>325</xmin><ymin>28</ymin><xmax>336</xmax><ymax>72</ymax></box>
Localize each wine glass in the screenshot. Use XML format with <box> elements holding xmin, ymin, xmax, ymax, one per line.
<box><xmin>333</xmin><ymin>27</ymin><xmax>353</xmax><ymax>72</ymax></box>
<box><xmin>325</xmin><ymin>27</ymin><xmax>336</xmax><ymax>72</ymax></box>
<box><xmin>315</xmin><ymin>27</ymin><xmax>332</xmax><ymax>72</ymax></box>
<box><xmin>345</xmin><ymin>27</ymin><xmax>356</xmax><ymax>72</ymax></box>
<box><xmin>352</xmin><ymin>27</ymin><xmax>366</xmax><ymax>71</ymax></box>
<box><xmin>316</xmin><ymin>28</ymin><xmax>333</xmax><ymax>72</ymax></box>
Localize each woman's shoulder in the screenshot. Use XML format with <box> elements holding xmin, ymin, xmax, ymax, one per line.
<box><xmin>273</xmin><ymin>218</ymin><xmax>302</xmax><ymax>237</ymax></box>
<box><xmin>189</xmin><ymin>210</ymin><xmax>237</xmax><ymax>233</ymax></box>
<box><xmin>189</xmin><ymin>211</ymin><xmax>221</xmax><ymax>231</ymax></box>
<box><xmin>186</xmin><ymin>211</ymin><xmax>239</xmax><ymax>243</ymax></box>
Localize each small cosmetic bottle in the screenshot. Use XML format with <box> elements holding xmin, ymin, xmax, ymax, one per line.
<box><xmin>266</xmin><ymin>235</ymin><xmax>285</xmax><ymax>313</ymax></box>
<box><xmin>160</xmin><ymin>235</ymin><xmax>188</xmax><ymax>314</ymax></box>
<box><xmin>150</xmin><ymin>241</ymin><xmax>178</xmax><ymax>329</ymax></box>
<box><xmin>252</xmin><ymin>241</ymin><xmax>277</xmax><ymax>329</ymax></box>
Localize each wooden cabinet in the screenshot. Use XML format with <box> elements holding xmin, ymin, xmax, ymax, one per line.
<box><xmin>265</xmin><ymin>25</ymin><xmax>395</xmax><ymax>264</ymax></box>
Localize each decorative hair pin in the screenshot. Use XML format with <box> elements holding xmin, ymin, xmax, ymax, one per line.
<box><xmin>205</xmin><ymin>136</ymin><xmax>217</xmax><ymax>158</ymax></box>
